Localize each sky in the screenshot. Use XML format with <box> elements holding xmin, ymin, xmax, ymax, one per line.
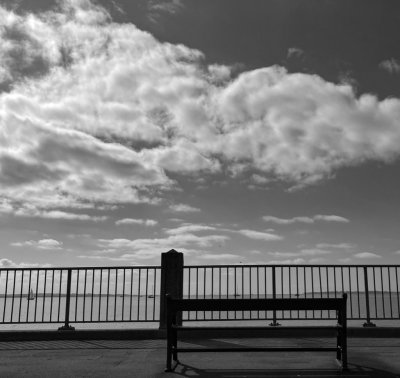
<box><xmin>1</xmin><ymin>0</ymin><xmax>400</xmax><ymax>268</ymax></box>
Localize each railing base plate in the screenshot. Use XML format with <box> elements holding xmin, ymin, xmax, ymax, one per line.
<box><xmin>58</xmin><ymin>325</ymin><xmax>76</xmax><ymax>331</ymax></box>
<box><xmin>363</xmin><ymin>322</ymin><xmax>376</xmax><ymax>328</ymax></box>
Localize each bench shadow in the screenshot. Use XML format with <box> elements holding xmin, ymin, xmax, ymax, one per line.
<box><xmin>168</xmin><ymin>363</ymin><xmax>400</xmax><ymax>377</ymax></box>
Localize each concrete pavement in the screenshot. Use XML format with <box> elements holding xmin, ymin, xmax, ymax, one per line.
<box><xmin>0</xmin><ymin>338</ymin><xmax>399</xmax><ymax>377</ymax></box>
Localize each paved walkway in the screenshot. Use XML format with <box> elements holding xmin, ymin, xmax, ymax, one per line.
<box><xmin>0</xmin><ymin>338</ymin><xmax>399</xmax><ymax>377</ymax></box>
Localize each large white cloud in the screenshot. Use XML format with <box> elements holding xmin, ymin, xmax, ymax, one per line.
<box><xmin>2</xmin><ymin>0</ymin><xmax>400</xmax><ymax>217</ymax></box>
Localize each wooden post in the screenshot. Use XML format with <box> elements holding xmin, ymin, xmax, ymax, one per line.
<box><xmin>159</xmin><ymin>249</ymin><xmax>184</xmax><ymax>329</ymax></box>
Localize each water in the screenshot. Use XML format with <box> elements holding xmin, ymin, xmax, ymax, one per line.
<box><xmin>0</xmin><ymin>292</ymin><xmax>399</xmax><ymax>331</ymax></box>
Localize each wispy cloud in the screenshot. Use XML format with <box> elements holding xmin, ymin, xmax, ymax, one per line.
<box><xmin>354</xmin><ymin>252</ymin><xmax>382</xmax><ymax>259</ymax></box>
<box><xmin>169</xmin><ymin>204</ymin><xmax>201</xmax><ymax>213</ymax></box>
<box><xmin>262</xmin><ymin>215</ymin><xmax>349</xmax><ymax>224</ymax></box>
<box><xmin>147</xmin><ymin>0</ymin><xmax>184</xmax><ymax>24</ymax></box>
<box><xmin>95</xmin><ymin>232</ymin><xmax>229</xmax><ymax>261</ymax></box>
<box><xmin>379</xmin><ymin>58</ymin><xmax>400</xmax><ymax>74</ymax></box>
<box><xmin>115</xmin><ymin>218</ymin><xmax>158</xmax><ymax>226</ymax></box>
<box><xmin>0</xmin><ymin>258</ymin><xmax>51</xmax><ymax>268</ymax></box>
<box><xmin>237</xmin><ymin>229</ymin><xmax>283</xmax><ymax>241</ymax></box>
<box><xmin>316</xmin><ymin>243</ymin><xmax>355</xmax><ymax>249</ymax></box>
<box><xmin>11</xmin><ymin>238</ymin><xmax>63</xmax><ymax>250</ymax></box>
<box><xmin>165</xmin><ymin>224</ymin><xmax>217</xmax><ymax>235</ymax></box>
<box><xmin>268</xmin><ymin>258</ymin><xmax>306</xmax><ymax>265</ymax></box>
<box><xmin>267</xmin><ymin>248</ymin><xmax>330</xmax><ymax>258</ymax></box>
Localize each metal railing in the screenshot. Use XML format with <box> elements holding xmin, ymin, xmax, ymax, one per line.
<box><xmin>182</xmin><ymin>265</ymin><xmax>400</xmax><ymax>326</ymax></box>
<box><xmin>0</xmin><ymin>259</ymin><xmax>399</xmax><ymax>329</ymax></box>
<box><xmin>0</xmin><ymin>266</ymin><xmax>160</xmax><ymax>328</ymax></box>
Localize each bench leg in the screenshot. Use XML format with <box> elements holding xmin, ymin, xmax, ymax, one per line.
<box><xmin>165</xmin><ymin>337</ymin><xmax>172</xmax><ymax>372</ymax></box>
<box><xmin>336</xmin><ymin>328</ymin><xmax>342</xmax><ymax>361</ymax></box>
<box><xmin>341</xmin><ymin>337</ymin><xmax>348</xmax><ymax>371</ymax></box>
<box><xmin>173</xmin><ymin>327</ymin><xmax>178</xmax><ymax>362</ymax></box>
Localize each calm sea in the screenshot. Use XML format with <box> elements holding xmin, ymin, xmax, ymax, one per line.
<box><xmin>0</xmin><ymin>292</ymin><xmax>399</xmax><ymax>330</ymax></box>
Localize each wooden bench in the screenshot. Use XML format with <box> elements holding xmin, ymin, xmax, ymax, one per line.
<box><xmin>165</xmin><ymin>293</ymin><xmax>348</xmax><ymax>372</ymax></box>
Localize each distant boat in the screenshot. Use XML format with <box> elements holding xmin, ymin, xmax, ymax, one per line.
<box><xmin>27</xmin><ymin>289</ymin><xmax>35</xmax><ymax>300</ymax></box>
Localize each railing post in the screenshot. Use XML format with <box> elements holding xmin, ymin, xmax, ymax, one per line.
<box><xmin>58</xmin><ymin>268</ymin><xmax>75</xmax><ymax>331</ymax></box>
<box><xmin>159</xmin><ymin>249</ymin><xmax>184</xmax><ymax>329</ymax></box>
<box><xmin>269</xmin><ymin>266</ymin><xmax>281</xmax><ymax>326</ymax></box>
<box><xmin>363</xmin><ymin>266</ymin><xmax>376</xmax><ymax>327</ymax></box>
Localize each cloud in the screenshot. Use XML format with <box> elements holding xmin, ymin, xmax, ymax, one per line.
<box><xmin>165</xmin><ymin>224</ymin><xmax>217</xmax><ymax>234</ymax></box>
<box><xmin>11</xmin><ymin>238</ymin><xmax>63</xmax><ymax>250</ymax></box>
<box><xmin>268</xmin><ymin>258</ymin><xmax>306</xmax><ymax>265</ymax></box>
<box><xmin>2</xmin><ymin>206</ymin><xmax>107</xmax><ymax>222</ymax></box>
<box><xmin>354</xmin><ymin>252</ymin><xmax>382</xmax><ymax>259</ymax></box>
<box><xmin>169</xmin><ymin>204</ymin><xmax>201</xmax><ymax>213</ymax></box>
<box><xmin>2</xmin><ymin>0</ymin><xmax>400</xmax><ymax>216</ymax></box>
<box><xmin>196</xmin><ymin>253</ymin><xmax>241</xmax><ymax>260</ymax></box>
<box><xmin>262</xmin><ymin>215</ymin><xmax>349</xmax><ymax>224</ymax></box>
<box><xmin>379</xmin><ymin>58</ymin><xmax>400</xmax><ymax>74</ymax></box>
<box><xmin>147</xmin><ymin>0</ymin><xmax>184</xmax><ymax>24</ymax></box>
<box><xmin>96</xmin><ymin>232</ymin><xmax>229</xmax><ymax>260</ymax></box>
<box><xmin>0</xmin><ymin>258</ymin><xmax>51</xmax><ymax>268</ymax></box>
<box><xmin>314</xmin><ymin>215</ymin><xmax>349</xmax><ymax>223</ymax></box>
<box><xmin>237</xmin><ymin>229</ymin><xmax>283</xmax><ymax>241</ymax></box>
<box><xmin>115</xmin><ymin>218</ymin><xmax>158</xmax><ymax>226</ymax></box>
<box><xmin>287</xmin><ymin>47</ymin><xmax>305</xmax><ymax>60</ymax></box>
<box><xmin>267</xmin><ymin>248</ymin><xmax>330</xmax><ymax>258</ymax></box>
<box><xmin>316</xmin><ymin>243</ymin><xmax>354</xmax><ymax>249</ymax></box>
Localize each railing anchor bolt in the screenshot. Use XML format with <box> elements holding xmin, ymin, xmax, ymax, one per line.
<box><xmin>269</xmin><ymin>321</ymin><xmax>281</xmax><ymax>327</ymax></box>
<box><xmin>362</xmin><ymin>321</ymin><xmax>376</xmax><ymax>328</ymax></box>
<box><xmin>58</xmin><ymin>324</ymin><xmax>75</xmax><ymax>331</ymax></box>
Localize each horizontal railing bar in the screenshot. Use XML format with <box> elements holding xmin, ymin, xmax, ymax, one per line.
<box><xmin>0</xmin><ymin>266</ymin><xmax>161</xmax><ymax>271</ymax></box>
<box><xmin>184</xmin><ymin>264</ymin><xmax>400</xmax><ymax>268</ymax></box>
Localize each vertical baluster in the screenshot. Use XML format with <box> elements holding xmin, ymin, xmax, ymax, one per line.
<box><xmin>90</xmin><ymin>269</ymin><xmax>95</xmax><ymax>322</ymax></box>
<box><xmin>57</xmin><ymin>270</ymin><xmax>62</xmax><ymax>323</ymax></box>
<box><xmin>203</xmin><ymin>268</ymin><xmax>206</xmax><ymax>320</ymax></box>
<box><xmin>137</xmin><ymin>269</ymin><xmax>141</xmax><ymax>321</ymax></box>
<box><xmin>356</xmin><ymin>268</ymin><xmax>361</xmax><ymax>319</ymax></box>
<box><xmin>50</xmin><ymin>270</ymin><xmax>54</xmax><ymax>322</ymax></box>
<box><xmin>269</xmin><ymin>266</ymin><xmax>280</xmax><ymax>326</ymax></box>
<box><xmin>348</xmin><ymin>267</ymin><xmax>353</xmax><ymax>319</ymax></box>
<box><xmin>129</xmin><ymin>268</ymin><xmax>133</xmax><ymax>321</ymax></box>
<box><xmin>144</xmin><ymin>268</ymin><xmax>148</xmax><ymax>321</ymax></box>
<box><xmin>18</xmin><ymin>270</ymin><xmax>24</xmax><ymax>323</ymax></box>
<box><xmin>3</xmin><ymin>270</ymin><xmax>9</xmax><ymax>323</ymax></box>
<box><xmin>152</xmin><ymin>269</ymin><xmax>157</xmax><ymax>321</ymax></box>
<box><xmin>114</xmin><ymin>269</ymin><xmax>118</xmax><ymax>321</ymax></box>
<box><xmin>123</xmin><ymin>269</ymin><xmax>126</xmax><ymax>321</ymax></box>
<box><xmin>106</xmin><ymin>268</ymin><xmax>110</xmax><ymax>321</ymax></box>
<box><xmin>388</xmin><ymin>267</ymin><xmax>393</xmax><ymax>319</ymax></box>
<box><xmin>211</xmin><ymin>268</ymin><xmax>214</xmax><ymax>320</ymax></box>
<box><xmin>311</xmin><ymin>267</ymin><xmax>315</xmax><ymax>319</ymax></box>
<box><xmin>10</xmin><ymin>270</ymin><xmax>16</xmax><ymax>323</ymax></box>
<box><xmin>26</xmin><ymin>270</ymin><xmax>32</xmax><ymax>322</ymax></box>
<box><xmin>363</xmin><ymin>266</ymin><xmax>375</xmax><ymax>327</ymax></box>
<box><xmin>58</xmin><ymin>269</ymin><xmax>74</xmax><ymax>330</ymax></box>
<box><xmin>396</xmin><ymin>267</ymin><xmax>400</xmax><ymax>319</ymax></box>
<box><xmin>75</xmin><ymin>270</ymin><xmax>80</xmax><ymax>322</ymax></box>
<box><xmin>304</xmin><ymin>267</ymin><xmax>307</xmax><ymax>319</ymax></box>
<box><xmin>380</xmin><ymin>267</ymin><xmax>385</xmax><ymax>317</ymax></box>
<box><xmin>99</xmin><ymin>269</ymin><xmax>103</xmax><ymax>322</ymax></box>
<box><xmin>318</xmin><ymin>267</ymin><xmax>322</xmax><ymax>318</ymax></box>
<box><xmin>42</xmin><ymin>270</ymin><xmax>47</xmax><ymax>322</ymax></box>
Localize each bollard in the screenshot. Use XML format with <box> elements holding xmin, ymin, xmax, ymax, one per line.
<box><xmin>159</xmin><ymin>249</ymin><xmax>184</xmax><ymax>329</ymax></box>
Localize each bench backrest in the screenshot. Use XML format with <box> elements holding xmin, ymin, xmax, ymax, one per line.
<box><xmin>166</xmin><ymin>294</ymin><xmax>347</xmax><ymax>313</ymax></box>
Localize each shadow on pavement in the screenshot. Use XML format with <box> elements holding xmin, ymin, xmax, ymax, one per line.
<box><xmin>167</xmin><ymin>363</ymin><xmax>400</xmax><ymax>377</ymax></box>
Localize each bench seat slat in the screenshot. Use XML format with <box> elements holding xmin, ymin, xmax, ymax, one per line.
<box><xmin>175</xmin><ymin>347</ymin><xmax>339</xmax><ymax>353</ymax></box>
<box><xmin>171</xmin><ymin>298</ymin><xmax>345</xmax><ymax>312</ymax></box>
<box><xmin>172</xmin><ymin>325</ymin><xmax>342</xmax><ymax>331</ymax></box>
